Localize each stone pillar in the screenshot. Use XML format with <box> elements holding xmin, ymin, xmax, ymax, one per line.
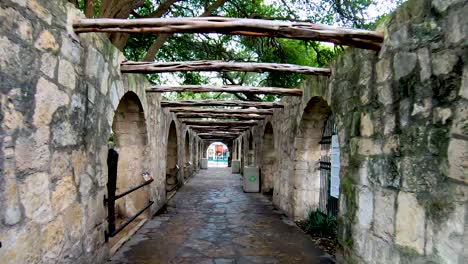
<box><xmin>232</xmin><ymin>160</ymin><xmax>240</xmax><ymax>173</ymax></box>
<box><xmin>200</xmin><ymin>158</ymin><xmax>208</xmax><ymax>169</ymax></box>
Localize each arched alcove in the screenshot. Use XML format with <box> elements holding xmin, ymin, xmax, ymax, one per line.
<box><xmin>184</xmin><ymin>131</ymin><xmax>191</xmax><ymax>179</ymax></box>
<box><xmin>292</xmin><ymin>97</ymin><xmax>331</xmax><ymax>220</ymax></box>
<box><xmin>248</xmin><ymin>131</ymin><xmax>255</xmax><ymax>165</ymax></box>
<box><xmin>240</xmin><ymin>137</ymin><xmax>244</xmax><ymax>174</ymax></box>
<box><xmin>109</xmin><ymin>91</ymin><xmax>150</xmax><ymax>246</ymax></box>
<box><xmin>166</xmin><ymin>121</ymin><xmax>178</xmax><ymax>195</ymax></box>
<box><xmin>191</xmin><ymin>136</ymin><xmax>197</xmax><ymax>171</ymax></box>
<box><xmin>262</xmin><ymin>122</ymin><xmax>275</xmax><ymax>194</ymax></box>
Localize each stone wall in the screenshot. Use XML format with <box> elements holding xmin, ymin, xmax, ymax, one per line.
<box><xmin>0</xmin><ymin>0</ymin><xmax>197</xmax><ymax>263</ymax></box>
<box><xmin>246</xmin><ymin>0</ymin><xmax>467</xmax><ymax>263</ymax></box>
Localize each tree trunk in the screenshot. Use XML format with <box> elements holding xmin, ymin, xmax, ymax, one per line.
<box><xmin>84</xmin><ymin>0</ymin><xmax>95</xmax><ymax>18</ymax></box>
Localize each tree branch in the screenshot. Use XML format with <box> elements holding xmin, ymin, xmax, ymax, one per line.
<box><xmin>142</xmin><ymin>0</ymin><xmax>229</xmax><ymax>61</ymax></box>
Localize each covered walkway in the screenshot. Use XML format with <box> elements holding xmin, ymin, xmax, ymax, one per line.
<box><xmin>110</xmin><ymin>168</ymin><xmax>333</xmax><ymax>264</ymax></box>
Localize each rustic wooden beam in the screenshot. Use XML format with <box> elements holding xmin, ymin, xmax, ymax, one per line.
<box><xmin>73</xmin><ymin>17</ymin><xmax>383</xmax><ymax>50</ymax></box>
<box><xmin>147</xmin><ymin>85</ymin><xmax>303</xmax><ymax>96</ymax></box>
<box><xmin>199</xmin><ymin>138</ymin><xmax>235</xmax><ymax>141</ymax></box>
<box><xmin>189</xmin><ymin>125</ymin><xmax>251</xmax><ymax>130</ymax></box>
<box><xmin>198</xmin><ymin>133</ymin><xmax>241</xmax><ymax>136</ymax></box>
<box><xmin>183</xmin><ymin>120</ymin><xmax>258</xmax><ymax>126</ymax></box>
<box><xmin>162</xmin><ymin>100</ymin><xmax>283</xmax><ymax>108</ymax></box>
<box><xmin>121</xmin><ymin>61</ymin><xmax>330</xmax><ymax>75</ymax></box>
<box><xmin>190</xmin><ymin>127</ymin><xmax>248</xmax><ymax>132</ymax></box>
<box><xmin>177</xmin><ymin>113</ymin><xmax>264</xmax><ymax>120</ymax></box>
<box><xmin>171</xmin><ymin>108</ymin><xmax>273</xmax><ymax>115</ymax></box>
<box><xmin>199</xmin><ymin>136</ymin><xmax>236</xmax><ymax>141</ymax></box>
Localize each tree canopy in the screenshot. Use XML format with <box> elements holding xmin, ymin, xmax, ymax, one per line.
<box><xmin>70</xmin><ymin>0</ymin><xmax>403</xmax><ymax>101</ymax></box>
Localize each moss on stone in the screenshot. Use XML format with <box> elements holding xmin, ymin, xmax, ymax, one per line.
<box><xmin>420</xmin><ymin>190</ymin><xmax>455</xmax><ymax>223</ymax></box>
<box><xmin>396</xmin><ymin>245</ymin><xmax>422</xmax><ymax>257</ymax></box>
<box><xmin>350</xmin><ymin>111</ymin><xmax>361</xmax><ymax>137</ymax></box>
<box><xmin>340</xmin><ymin>176</ymin><xmax>357</xmax><ymax>224</ymax></box>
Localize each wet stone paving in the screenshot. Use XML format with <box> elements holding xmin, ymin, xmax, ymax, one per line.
<box><xmin>110</xmin><ymin>168</ymin><xmax>334</xmax><ymax>264</ymax></box>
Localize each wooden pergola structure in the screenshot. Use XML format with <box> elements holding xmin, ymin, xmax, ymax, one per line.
<box><xmin>73</xmin><ymin>16</ymin><xmax>383</xmax><ymax>141</ymax></box>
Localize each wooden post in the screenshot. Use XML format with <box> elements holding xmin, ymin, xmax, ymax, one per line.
<box><xmin>121</xmin><ymin>60</ymin><xmax>330</xmax><ymax>75</ymax></box>
<box><xmin>147</xmin><ymin>85</ymin><xmax>303</xmax><ymax>96</ymax></box>
<box><xmin>162</xmin><ymin>100</ymin><xmax>283</xmax><ymax>108</ymax></box>
<box><xmin>73</xmin><ymin>17</ymin><xmax>384</xmax><ymax>50</ymax></box>
<box><xmin>171</xmin><ymin>108</ymin><xmax>274</xmax><ymax>115</ymax></box>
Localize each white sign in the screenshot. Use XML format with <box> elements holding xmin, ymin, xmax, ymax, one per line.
<box><xmin>330</xmin><ymin>135</ymin><xmax>340</xmax><ymax>198</ymax></box>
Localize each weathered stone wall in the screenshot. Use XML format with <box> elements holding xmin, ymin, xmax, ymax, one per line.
<box><xmin>249</xmin><ymin>0</ymin><xmax>467</xmax><ymax>263</ymax></box>
<box><xmin>0</xmin><ymin>0</ymin><xmax>195</xmax><ymax>263</ymax></box>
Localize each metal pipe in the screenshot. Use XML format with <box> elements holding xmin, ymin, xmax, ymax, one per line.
<box><xmin>114</xmin><ymin>179</ymin><xmax>154</xmax><ymax>200</ymax></box>
<box><xmin>109</xmin><ymin>201</ymin><xmax>154</xmax><ymax>238</ymax></box>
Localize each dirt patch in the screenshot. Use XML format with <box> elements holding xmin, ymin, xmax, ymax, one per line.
<box><xmin>296</xmin><ymin>220</ymin><xmax>338</xmax><ymax>257</ymax></box>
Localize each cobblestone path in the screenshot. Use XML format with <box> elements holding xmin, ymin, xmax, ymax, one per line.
<box><xmin>110</xmin><ymin>168</ymin><xmax>333</xmax><ymax>264</ymax></box>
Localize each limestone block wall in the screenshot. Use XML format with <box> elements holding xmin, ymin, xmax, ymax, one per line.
<box><xmin>251</xmin><ymin>0</ymin><xmax>467</xmax><ymax>263</ymax></box>
<box><xmin>0</xmin><ymin>0</ymin><xmax>189</xmax><ymax>263</ymax></box>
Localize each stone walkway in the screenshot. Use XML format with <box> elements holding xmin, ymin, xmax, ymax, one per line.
<box><xmin>110</xmin><ymin>168</ymin><xmax>333</xmax><ymax>264</ymax></box>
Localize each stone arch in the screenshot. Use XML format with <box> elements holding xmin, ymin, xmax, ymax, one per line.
<box><xmin>110</xmin><ymin>91</ymin><xmax>150</xmax><ymax>242</ymax></box>
<box><xmin>166</xmin><ymin>121</ymin><xmax>178</xmax><ymax>194</ymax></box>
<box><xmin>240</xmin><ymin>137</ymin><xmax>244</xmax><ymax>174</ymax></box>
<box><xmin>262</xmin><ymin>122</ymin><xmax>275</xmax><ymax>194</ymax></box>
<box><xmin>184</xmin><ymin>131</ymin><xmax>191</xmax><ymax>178</ymax></box>
<box><xmin>248</xmin><ymin>131</ymin><xmax>255</xmax><ymax>165</ymax></box>
<box><xmin>191</xmin><ymin>136</ymin><xmax>197</xmax><ymax>171</ymax></box>
<box><xmin>205</xmin><ymin>141</ymin><xmax>230</xmax><ymax>167</ymax></box>
<box><xmin>292</xmin><ymin>96</ymin><xmax>331</xmax><ymax>220</ymax></box>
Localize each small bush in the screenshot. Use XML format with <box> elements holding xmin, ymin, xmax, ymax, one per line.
<box><xmin>305</xmin><ymin>210</ymin><xmax>337</xmax><ymax>237</ymax></box>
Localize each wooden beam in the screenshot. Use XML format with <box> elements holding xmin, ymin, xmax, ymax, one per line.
<box><xmin>147</xmin><ymin>85</ymin><xmax>303</xmax><ymax>96</ymax></box>
<box><xmin>73</xmin><ymin>17</ymin><xmax>383</xmax><ymax>50</ymax></box>
<box><xmin>198</xmin><ymin>136</ymin><xmax>238</xmax><ymax>140</ymax></box>
<box><xmin>171</xmin><ymin>108</ymin><xmax>273</xmax><ymax>115</ymax></box>
<box><xmin>197</xmin><ymin>133</ymin><xmax>240</xmax><ymax>136</ymax></box>
<box><xmin>121</xmin><ymin>61</ymin><xmax>330</xmax><ymax>75</ymax></box>
<box><xmin>199</xmin><ymin>138</ymin><xmax>235</xmax><ymax>142</ymax></box>
<box><xmin>190</xmin><ymin>127</ymin><xmax>248</xmax><ymax>132</ymax></box>
<box><xmin>177</xmin><ymin>113</ymin><xmax>264</xmax><ymax>120</ymax></box>
<box><xmin>189</xmin><ymin>125</ymin><xmax>251</xmax><ymax>130</ymax></box>
<box><xmin>162</xmin><ymin>100</ymin><xmax>283</xmax><ymax>108</ymax></box>
<box><xmin>183</xmin><ymin>120</ymin><xmax>257</xmax><ymax>126</ymax></box>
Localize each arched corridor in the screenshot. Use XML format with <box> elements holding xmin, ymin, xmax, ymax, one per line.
<box><xmin>1</xmin><ymin>1</ymin><xmax>466</xmax><ymax>264</ymax></box>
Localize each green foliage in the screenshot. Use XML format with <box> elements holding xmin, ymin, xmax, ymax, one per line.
<box><xmin>73</xmin><ymin>0</ymin><xmax>403</xmax><ymax>101</ymax></box>
<box><xmin>108</xmin><ymin>132</ymin><xmax>116</xmax><ymax>149</ymax></box>
<box><xmin>303</xmin><ymin>210</ymin><xmax>337</xmax><ymax>237</ymax></box>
